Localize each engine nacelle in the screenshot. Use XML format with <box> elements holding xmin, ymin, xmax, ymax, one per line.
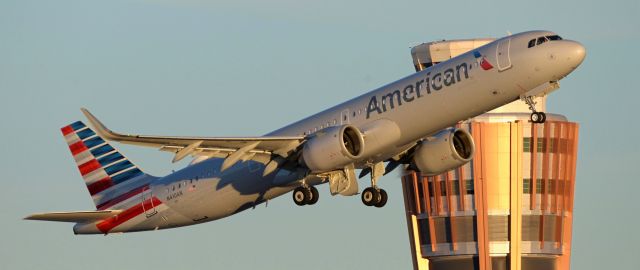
<box><xmin>413</xmin><ymin>128</ymin><xmax>475</xmax><ymax>176</ymax></box>
<box><xmin>301</xmin><ymin>125</ymin><xmax>364</xmax><ymax>172</ymax></box>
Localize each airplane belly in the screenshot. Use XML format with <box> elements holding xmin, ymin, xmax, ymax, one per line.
<box><xmin>199</xmin><ymin>170</ymin><xmax>298</xmax><ymax>219</ymax></box>
<box><xmin>160</xmin><ymin>159</ymin><xmax>300</xmax><ymax>223</ymax></box>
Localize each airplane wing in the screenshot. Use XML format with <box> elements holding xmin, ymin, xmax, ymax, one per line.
<box><xmin>81</xmin><ymin>108</ymin><xmax>305</xmax><ymax>169</ymax></box>
<box><xmin>24</xmin><ymin>210</ymin><xmax>122</xmax><ymax>223</ymax></box>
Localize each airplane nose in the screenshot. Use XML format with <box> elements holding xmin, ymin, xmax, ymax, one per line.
<box><xmin>567</xmin><ymin>41</ymin><xmax>586</xmax><ymax>67</ymax></box>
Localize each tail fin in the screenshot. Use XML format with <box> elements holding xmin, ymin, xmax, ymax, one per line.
<box><xmin>61</xmin><ymin>121</ymin><xmax>157</xmax><ymax>210</ymax></box>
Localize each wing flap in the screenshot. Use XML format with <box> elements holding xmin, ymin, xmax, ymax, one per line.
<box><xmin>24</xmin><ymin>210</ymin><xmax>122</xmax><ymax>223</ymax></box>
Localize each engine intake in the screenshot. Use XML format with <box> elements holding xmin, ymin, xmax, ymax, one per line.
<box><xmin>413</xmin><ymin>128</ymin><xmax>475</xmax><ymax>176</ymax></box>
<box><xmin>301</xmin><ymin>125</ymin><xmax>364</xmax><ymax>172</ymax></box>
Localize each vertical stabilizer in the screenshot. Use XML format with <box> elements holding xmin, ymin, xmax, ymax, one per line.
<box><xmin>61</xmin><ymin>121</ymin><xmax>157</xmax><ymax>210</ymax></box>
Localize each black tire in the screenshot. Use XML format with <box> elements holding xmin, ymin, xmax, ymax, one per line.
<box><xmin>530</xmin><ymin>112</ymin><xmax>540</xmax><ymax>123</ymax></box>
<box><xmin>374</xmin><ymin>189</ymin><xmax>388</xmax><ymax>208</ymax></box>
<box><xmin>361</xmin><ymin>187</ymin><xmax>379</xmax><ymax>206</ymax></box>
<box><xmin>308</xmin><ymin>186</ymin><xmax>319</xmax><ymax>205</ymax></box>
<box><xmin>539</xmin><ymin>112</ymin><xmax>547</xmax><ymax>123</ymax></box>
<box><xmin>293</xmin><ymin>187</ymin><xmax>308</xmax><ymax>206</ymax></box>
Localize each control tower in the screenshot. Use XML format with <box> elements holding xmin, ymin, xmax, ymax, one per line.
<box><xmin>401</xmin><ymin>39</ymin><xmax>579</xmax><ymax>270</ymax></box>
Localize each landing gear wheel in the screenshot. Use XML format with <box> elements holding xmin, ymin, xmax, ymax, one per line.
<box><xmin>523</xmin><ymin>96</ymin><xmax>546</xmax><ymax>123</ymax></box>
<box><xmin>530</xmin><ymin>112</ymin><xmax>540</xmax><ymax>123</ymax></box>
<box><xmin>293</xmin><ymin>187</ymin><xmax>309</xmax><ymax>206</ymax></box>
<box><xmin>530</xmin><ymin>112</ymin><xmax>546</xmax><ymax>123</ymax></box>
<box><xmin>538</xmin><ymin>112</ymin><xmax>546</xmax><ymax>123</ymax></box>
<box><xmin>361</xmin><ymin>187</ymin><xmax>380</xmax><ymax>206</ymax></box>
<box><xmin>307</xmin><ymin>186</ymin><xmax>319</xmax><ymax>205</ymax></box>
<box><xmin>374</xmin><ymin>189</ymin><xmax>388</xmax><ymax>208</ymax></box>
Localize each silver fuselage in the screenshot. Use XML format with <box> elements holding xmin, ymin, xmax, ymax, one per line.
<box><xmin>74</xmin><ymin>30</ymin><xmax>585</xmax><ymax>234</ymax></box>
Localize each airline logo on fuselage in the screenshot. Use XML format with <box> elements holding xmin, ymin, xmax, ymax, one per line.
<box><xmin>473</xmin><ymin>51</ymin><xmax>494</xmax><ymax>70</ymax></box>
<box><xmin>366</xmin><ymin>62</ymin><xmax>470</xmax><ymax>119</ymax></box>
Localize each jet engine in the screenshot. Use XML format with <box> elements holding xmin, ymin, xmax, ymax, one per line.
<box><xmin>301</xmin><ymin>125</ymin><xmax>364</xmax><ymax>172</ymax></box>
<box><xmin>412</xmin><ymin>128</ymin><xmax>475</xmax><ymax>176</ymax></box>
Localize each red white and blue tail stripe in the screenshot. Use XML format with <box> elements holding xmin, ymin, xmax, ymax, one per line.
<box><xmin>61</xmin><ymin>121</ymin><xmax>157</xmax><ymax>211</ymax></box>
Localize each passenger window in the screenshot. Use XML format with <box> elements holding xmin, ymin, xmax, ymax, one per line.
<box><xmin>528</xmin><ymin>39</ymin><xmax>536</xmax><ymax>48</ymax></box>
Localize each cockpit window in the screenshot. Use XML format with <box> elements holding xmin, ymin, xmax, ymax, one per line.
<box><xmin>546</xmin><ymin>35</ymin><xmax>562</xmax><ymax>41</ymax></box>
<box><xmin>528</xmin><ymin>35</ymin><xmax>563</xmax><ymax>48</ymax></box>
<box><xmin>536</xmin><ymin>37</ymin><xmax>548</xmax><ymax>45</ymax></box>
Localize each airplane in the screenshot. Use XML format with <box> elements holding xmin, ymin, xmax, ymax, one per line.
<box><xmin>25</xmin><ymin>30</ymin><xmax>585</xmax><ymax>235</ymax></box>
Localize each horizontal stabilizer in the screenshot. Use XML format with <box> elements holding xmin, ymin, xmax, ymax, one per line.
<box><xmin>24</xmin><ymin>210</ymin><xmax>122</xmax><ymax>223</ymax></box>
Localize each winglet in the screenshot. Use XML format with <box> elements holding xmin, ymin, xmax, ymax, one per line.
<box><xmin>80</xmin><ymin>108</ymin><xmax>121</xmax><ymax>141</ymax></box>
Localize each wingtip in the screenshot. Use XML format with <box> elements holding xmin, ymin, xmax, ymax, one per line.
<box><xmin>80</xmin><ymin>107</ymin><xmax>93</xmax><ymax>120</ymax></box>
<box><xmin>80</xmin><ymin>108</ymin><xmax>119</xmax><ymax>140</ymax></box>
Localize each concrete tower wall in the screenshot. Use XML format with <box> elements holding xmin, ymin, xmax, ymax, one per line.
<box><xmin>401</xmin><ymin>119</ymin><xmax>579</xmax><ymax>270</ymax></box>
<box><xmin>401</xmin><ymin>38</ymin><xmax>580</xmax><ymax>270</ymax></box>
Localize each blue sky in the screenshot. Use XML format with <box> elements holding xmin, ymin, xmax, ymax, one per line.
<box><xmin>1</xmin><ymin>0</ymin><xmax>638</xmax><ymax>269</ymax></box>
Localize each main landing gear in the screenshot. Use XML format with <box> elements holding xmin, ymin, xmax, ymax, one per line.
<box><xmin>361</xmin><ymin>187</ymin><xmax>388</xmax><ymax>208</ymax></box>
<box><xmin>361</xmin><ymin>162</ymin><xmax>388</xmax><ymax>208</ymax></box>
<box><xmin>522</xmin><ymin>96</ymin><xmax>546</xmax><ymax>123</ymax></box>
<box><xmin>293</xmin><ymin>185</ymin><xmax>319</xmax><ymax>206</ymax></box>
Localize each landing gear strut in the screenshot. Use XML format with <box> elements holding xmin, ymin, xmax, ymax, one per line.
<box><xmin>293</xmin><ymin>185</ymin><xmax>319</xmax><ymax>206</ymax></box>
<box><xmin>522</xmin><ymin>96</ymin><xmax>546</xmax><ymax>123</ymax></box>
<box><xmin>361</xmin><ymin>162</ymin><xmax>388</xmax><ymax>208</ymax></box>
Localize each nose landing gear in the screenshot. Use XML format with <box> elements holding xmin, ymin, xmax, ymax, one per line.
<box><xmin>522</xmin><ymin>96</ymin><xmax>546</xmax><ymax>123</ymax></box>
<box><xmin>530</xmin><ymin>111</ymin><xmax>546</xmax><ymax>123</ymax></box>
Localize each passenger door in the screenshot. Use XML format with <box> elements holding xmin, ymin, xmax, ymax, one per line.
<box><xmin>141</xmin><ymin>186</ymin><xmax>158</xmax><ymax>218</ymax></box>
<box><xmin>496</xmin><ymin>39</ymin><xmax>512</xmax><ymax>71</ymax></box>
